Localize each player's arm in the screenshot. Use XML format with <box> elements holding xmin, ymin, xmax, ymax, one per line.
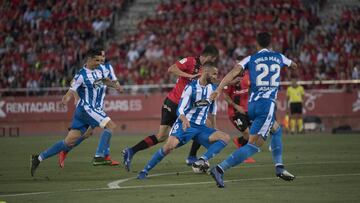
<box><xmin>281</xmin><ymin>54</ymin><xmax>298</xmax><ymax>69</ymax></box>
<box><xmin>224</xmin><ymin>93</ymin><xmax>245</xmax><ymax>114</ymax></box>
<box><xmin>208</xmin><ymin>99</ymin><xmax>218</xmax><ymax>128</ymax></box>
<box><xmin>290</xmin><ymin>61</ymin><xmax>298</xmax><ymax>69</ymax></box>
<box><xmin>62</xmin><ymin>74</ymin><xmax>83</xmax><ymax>105</ymax></box>
<box><xmin>178</xmin><ymin>85</ymin><xmax>192</xmax><ymax>130</ymax></box>
<box><xmin>210</xmin><ymin>63</ymin><xmax>243</xmax><ymax>100</ymax></box>
<box><xmin>62</xmin><ymin>89</ymin><xmax>79</xmax><ymax>105</ymax></box>
<box><xmin>207</xmin><ymin>114</ymin><xmax>216</xmax><ymax>129</ymax></box>
<box><xmin>102</xmin><ymin>64</ymin><xmax>124</xmax><ymax>93</ymax></box>
<box><xmin>102</xmin><ymin>78</ymin><xmax>124</xmax><ymax>93</ymax></box>
<box><xmin>168</xmin><ymin>58</ymin><xmax>200</xmax><ymax>79</ymax></box>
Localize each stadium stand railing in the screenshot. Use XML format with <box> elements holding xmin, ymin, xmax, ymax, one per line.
<box><xmin>0</xmin><ymin>80</ymin><xmax>359</xmax><ymax>97</ymax></box>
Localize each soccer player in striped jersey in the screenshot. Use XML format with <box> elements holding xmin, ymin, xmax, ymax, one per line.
<box><xmin>122</xmin><ymin>45</ymin><xmax>219</xmax><ymax>172</ymax></box>
<box><xmin>58</xmin><ymin>50</ymin><xmax>121</xmax><ymax>168</ymax></box>
<box><xmin>137</xmin><ymin>61</ymin><xmax>230</xmax><ymax>179</ymax></box>
<box><xmin>30</xmin><ymin>49</ymin><xmax>122</xmax><ymax>176</ymax></box>
<box><xmin>210</xmin><ymin>32</ymin><xmax>296</xmax><ymax>188</ymax></box>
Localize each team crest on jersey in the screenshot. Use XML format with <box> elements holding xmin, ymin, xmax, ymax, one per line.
<box><xmin>194</xmin><ymin>99</ymin><xmax>210</xmax><ymax>107</ymax></box>
<box><xmin>179</xmin><ymin>58</ymin><xmax>187</xmax><ymax>64</ymax></box>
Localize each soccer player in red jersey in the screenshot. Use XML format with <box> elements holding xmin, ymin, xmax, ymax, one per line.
<box><xmin>122</xmin><ymin>45</ymin><xmax>219</xmax><ymax>171</ymax></box>
<box><xmin>223</xmin><ymin>71</ymin><xmax>255</xmax><ymax>163</ymax></box>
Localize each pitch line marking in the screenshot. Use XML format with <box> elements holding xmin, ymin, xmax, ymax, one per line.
<box><xmin>1</xmin><ymin>173</ymin><xmax>360</xmax><ymax>198</ymax></box>
<box><xmin>108</xmin><ymin>160</ymin><xmax>360</xmax><ymax>189</ymax></box>
<box><xmin>1</xmin><ymin>161</ymin><xmax>360</xmax><ymax>198</ymax></box>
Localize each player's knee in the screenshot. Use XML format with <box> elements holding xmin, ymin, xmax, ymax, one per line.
<box><xmin>156</xmin><ymin>134</ymin><xmax>167</xmax><ymax>142</ymax></box>
<box><xmin>64</xmin><ymin>139</ymin><xmax>75</xmax><ymax>147</ymax></box>
<box><xmin>220</xmin><ymin>133</ymin><xmax>231</xmax><ymax>143</ymax></box>
<box><xmin>163</xmin><ymin>144</ymin><xmax>175</xmax><ymax>155</ymax></box>
<box><xmin>106</xmin><ymin>121</ymin><xmax>116</xmax><ymax>132</ymax></box>
<box><xmin>248</xmin><ymin>135</ymin><xmax>265</xmax><ymax>147</ymax></box>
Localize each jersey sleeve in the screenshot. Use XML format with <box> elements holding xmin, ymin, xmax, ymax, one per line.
<box><xmin>70</xmin><ymin>74</ymin><xmax>84</xmax><ymax>91</ymax></box>
<box><xmin>175</xmin><ymin>57</ymin><xmax>194</xmax><ymax>73</ymax></box>
<box><xmin>177</xmin><ymin>85</ymin><xmax>192</xmax><ymax>115</ymax></box>
<box><xmin>286</xmin><ymin>87</ymin><xmax>291</xmax><ymax>96</ymax></box>
<box><xmin>300</xmin><ymin>86</ymin><xmax>305</xmax><ymax>96</ymax></box>
<box><xmin>107</xmin><ymin>64</ymin><xmax>118</xmax><ymax>80</ymax></box>
<box><xmin>238</xmin><ymin>56</ymin><xmax>251</xmax><ymax>70</ymax></box>
<box><xmin>209</xmin><ymin>101</ymin><xmax>217</xmax><ymax>115</ymax></box>
<box><xmin>280</xmin><ymin>54</ymin><xmax>293</xmax><ymax>67</ymax></box>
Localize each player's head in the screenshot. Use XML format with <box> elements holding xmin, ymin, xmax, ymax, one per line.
<box><xmin>200</xmin><ymin>45</ymin><xmax>219</xmax><ymax>64</ymax></box>
<box><xmin>291</xmin><ymin>78</ymin><xmax>298</xmax><ymax>87</ymax></box>
<box><xmin>201</xmin><ymin>61</ymin><xmax>218</xmax><ymax>84</ymax></box>
<box><xmin>256</xmin><ymin>32</ymin><xmax>272</xmax><ymax>49</ymax></box>
<box><xmin>86</xmin><ymin>48</ymin><xmax>103</xmax><ymax>69</ymax></box>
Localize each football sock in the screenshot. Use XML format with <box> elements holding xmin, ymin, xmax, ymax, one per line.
<box><xmin>131</xmin><ymin>135</ymin><xmax>158</xmax><ymax>154</ymax></box>
<box><xmin>297</xmin><ymin>119</ymin><xmax>303</xmax><ymax>132</ymax></box>
<box><xmin>104</xmin><ymin>130</ymin><xmax>112</xmax><ymax>156</ymax></box>
<box><xmin>95</xmin><ymin>129</ymin><xmax>112</xmax><ymax>157</ymax></box>
<box><xmin>188</xmin><ymin>140</ymin><xmax>201</xmax><ymax>157</ymax></box>
<box><xmin>104</xmin><ymin>147</ymin><xmax>110</xmax><ymax>157</ymax></box>
<box><xmin>39</xmin><ymin>140</ymin><xmax>71</xmax><ymax>161</ymax></box>
<box><xmin>218</xmin><ymin>143</ymin><xmax>260</xmax><ymax>171</ymax></box>
<box><xmin>64</xmin><ymin>136</ymin><xmax>86</xmax><ymax>153</ymax></box>
<box><xmin>290</xmin><ymin>118</ymin><xmax>296</xmax><ymax>132</ymax></box>
<box><xmin>201</xmin><ymin>140</ymin><xmax>227</xmax><ymax>161</ymax></box>
<box><xmin>143</xmin><ymin>148</ymin><xmax>166</xmax><ymax>172</ymax></box>
<box><xmin>271</xmin><ymin>127</ymin><xmax>283</xmax><ymax>166</ymax></box>
<box><xmin>238</xmin><ymin>136</ymin><xmax>248</xmax><ymax>146</ymax></box>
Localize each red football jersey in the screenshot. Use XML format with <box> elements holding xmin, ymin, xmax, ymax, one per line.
<box><xmin>224</xmin><ymin>71</ymin><xmax>250</xmax><ymax>117</ymax></box>
<box><xmin>167</xmin><ymin>56</ymin><xmax>201</xmax><ymax>104</ymax></box>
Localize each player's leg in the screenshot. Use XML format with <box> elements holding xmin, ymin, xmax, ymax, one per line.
<box><xmin>31</xmin><ymin>129</ymin><xmax>82</xmax><ymax>176</ymax></box>
<box><xmin>93</xmin><ymin>119</ymin><xmax>116</xmax><ymax>165</ymax></box>
<box><xmin>270</xmin><ymin>121</ymin><xmax>295</xmax><ymax>181</ymax></box>
<box><xmin>231</xmin><ymin>113</ymin><xmax>256</xmax><ymax>163</ymax></box>
<box><xmin>59</xmin><ymin>127</ymin><xmax>93</xmax><ymax>168</ymax></box>
<box><xmin>137</xmin><ymin>135</ymin><xmax>180</xmax><ymax>179</ymax></box>
<box><xmin>296</xmin><ymin>103</ymin><xmax>304</xmax><ymax>133</ymax></box>
<box><xmin>289</xmin><ymin>103</ymin><xmax>296</xmax><ymax>133</ymax></box>
<box><xmin>232</xmin><ymin>113</ymin><xmax>251</xmax><ymax>148</ymax></box>
<box><xmin>186</xmin><ymin>119</ymin><xmax>215</xmax><ymax>164</ymax></box>
<box><xmin>186</xmin><ymin>140</ymin><xmax>201</xmax><ymax>165</ymax></box>
<box><xmin>192</xmin><ymin>129</ymin><xmax>230</xmax><ymax>172</ymax></box>
<box><xmin>123</xmin><ymin>98</ymin><xmax>177</xmax><ymax>171</ymax></box>
<box><xmin>138</xmin><ymin>121</ymin><xmax>197</xmax><ymax>179</ymax></box>
<box><xmin>210</xmin><ymin>100</ymin><xmax>274</xmax><ymax>187</ymax></box>
<box><xmin>123</xmin><ymin>125</ymin><xmax>171</xmax><ymax>171</ymax></box>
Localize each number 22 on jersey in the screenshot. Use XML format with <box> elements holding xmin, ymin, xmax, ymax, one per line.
<box><xmin>255</xmin><ymin>63</ymin><xmax>280</xmax><ymax>87</ymax></box>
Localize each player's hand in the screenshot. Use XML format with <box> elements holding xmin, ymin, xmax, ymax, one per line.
<box><xmin>189</xmin><ymin>73</ymin><xmax>201</xmax><ymax>79</ymax></box>
<box><xmin>116</xmin><ymin>85</ymin><xmax>124</xmax><ymax>94</ymax></box>
<box><xmin>61</xmin><ymin>95</ymin><xmax>70</xmax><ymax>108</ymax></box>
<box><xmin>182</xmin><ymin>119</ymin><xmax>190</xmax><ymax>131</ymax></box>
<box><xmin>180</xmin><ymin>115</ymin><xmax>190</xmax><ymax>131</ymax></box>
<box><xmin>210</xmin><ymin>90</ymin><xmax>221</xmax><ymax>101</ymax></box>
<box><xmin>234</xmin><ymin>104</ymin><xmax>245</xmax><ymax>114</ymax></box>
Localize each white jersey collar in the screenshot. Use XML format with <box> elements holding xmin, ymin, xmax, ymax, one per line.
<box><xmin>258</xmin><ymin>48</ymin><xmax>271</xmax><ymax>53</ymax></box>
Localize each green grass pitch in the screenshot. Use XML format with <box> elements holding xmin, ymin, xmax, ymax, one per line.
<box><xmin>1</xmin><ymin>133</ymin><xmax>360</xmax><ymax>203</ymax></box>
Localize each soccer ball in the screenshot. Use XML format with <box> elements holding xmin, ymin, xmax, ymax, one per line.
<box><xmin>192</xmin><ymin>159</ymin><xmax>210</xmax><ymax>173</ymax></box>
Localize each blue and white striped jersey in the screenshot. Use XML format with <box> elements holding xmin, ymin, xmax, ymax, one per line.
<box><xmin>238</xmin><ymin>48</ymin><xmax>292</xmax><ymax>103</ymax></box>
<box><xmin>70</xmin><ymin>63</ymin><xmax>117</xmax><ymax>109</ymax></box>
<box><xmin>177</xmin><ymin>79</ymin><xmax>217</xmax><ymax>125</ymax></box>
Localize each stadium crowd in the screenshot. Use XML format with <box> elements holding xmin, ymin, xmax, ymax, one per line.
<box><xmin>0</xmin><ymin>0</ymin><xmax>359</xmax><ymax>93</ymax></box>
<box><xmin>0</xmin><ymin>0</ymin><xmax>126</xmax><ymax>91</ymax></box>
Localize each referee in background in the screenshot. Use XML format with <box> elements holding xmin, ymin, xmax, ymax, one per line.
<box><xmin>286</xmin><ymin>79</ymin><xmax>305</xmax><ymax>134</ymax></box>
